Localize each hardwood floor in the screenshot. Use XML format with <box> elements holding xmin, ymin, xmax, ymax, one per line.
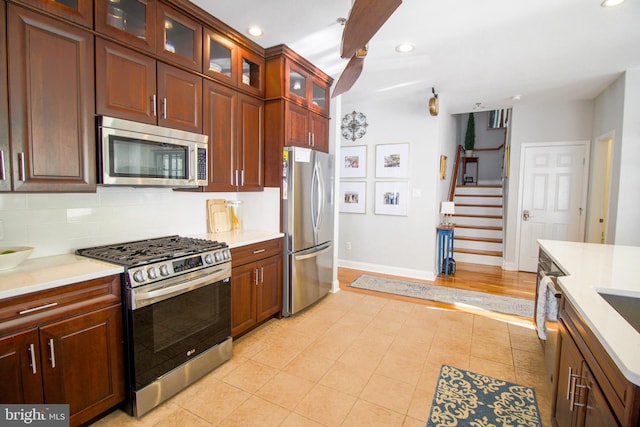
<box><xmin>338</xmin><ymin>262</ymin><xmax>537</xmax><ymax>325</ymax></box>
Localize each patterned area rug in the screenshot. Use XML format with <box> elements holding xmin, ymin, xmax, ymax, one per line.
<box><xmin>428</xmin><ymin>365</ymin><xmax>542</xmax><ymax>427</ymax></box>
<box><xmin>348</xmin><ymin>275</ymin><xmax>533</xmax><ymax>318</ymax></box>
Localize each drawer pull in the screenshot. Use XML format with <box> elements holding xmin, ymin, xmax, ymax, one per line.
<box><xmin>252</xmin><ymin>249</ymin><xmax>266</xmax><ymax>254</ymax></box>
<box><xmin>28</xmin><ymin>343</ymin><xmax>37</xmax><ymax>374</ymax></box>
<box><xmin>48</xmin><ymin>339</ymin><xmax>56</xmax><ymax>368</ymax></box>
<box><xmin>19</xmin><ymin>302</ymin><xmax>58</xmax><ymax>315</ymax></box>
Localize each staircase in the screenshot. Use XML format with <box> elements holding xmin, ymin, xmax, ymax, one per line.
<box><xmin>452</xmin><ymin>185</ymin><xmax>503</xmax><ymax>266</ymax></box>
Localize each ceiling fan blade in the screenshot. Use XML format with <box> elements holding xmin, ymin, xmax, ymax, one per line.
<box><xmin>331</xmin><ymin>55</ymin><xmax>365</xmax><ymax>98</ymax></box>
<box><xmin>340</xmin><ymin>0</ymin><xmax>402</xmax><ymax>59</ymax></box>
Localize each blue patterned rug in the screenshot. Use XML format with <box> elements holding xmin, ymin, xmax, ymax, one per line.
<box><xmin>348</xmin><ymin>275</ymin><xmax>534</xmax><ymax>318</ymax></box>
<box><xmin>428</xmin><ymin>365</ymin><xmax>541</xmax><ymax>427</ymax></box>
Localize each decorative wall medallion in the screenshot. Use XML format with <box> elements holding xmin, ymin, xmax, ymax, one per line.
<box><xmin>341</xmin><ymin>111</ymin><xmax>368</xmax><ymax>141</ymax></box>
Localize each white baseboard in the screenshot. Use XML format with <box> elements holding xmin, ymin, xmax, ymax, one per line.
<box><xmin>338</xmin><ymin>259</ymin><xmax>437</xmax><ymax>282</ymax></box>
<box><xmin>502</xmin><ymin>260</ymin><xmax>518</xmax><ymax>271</ymax></box>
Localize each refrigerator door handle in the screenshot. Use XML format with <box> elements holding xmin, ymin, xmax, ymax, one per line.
<box><xmin>293</xmin><ymin>242</ymin><xmax>332</xmax><ymax>261</ymax></box>
<box><xmin>311</xmin><ymin>159</ymin><xmax>324</xmax><ymax>237</ymax></box>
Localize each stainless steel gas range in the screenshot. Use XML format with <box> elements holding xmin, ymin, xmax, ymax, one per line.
<box><xmin>77</xmin><ymin>235</ymin><xmax>232</xmax><ymax>417</ymax></box>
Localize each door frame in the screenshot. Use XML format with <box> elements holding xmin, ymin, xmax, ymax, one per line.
<box><xmin>587</xmin><ymin>131</ymin><xmax>614</xmax><ymax>244</ymax></box>
<box><xmin>514</xmin><ymin>141</ymin><xmax>590</xmax><ymax>271</ymax></box>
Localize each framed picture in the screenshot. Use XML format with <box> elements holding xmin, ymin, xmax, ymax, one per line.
<box><xmin>340</xmin><ymin>145</ymin><xmax>367</xmax><ymax>178</ymax></box>
<box><xmin>375</xmin><ymin>181</ymin><xmax>409</xmax><ymax>216</ymax></box>
<box><xmin>339</xmin><ymin>181</ymin><xmax>366</xmax><ymax>214</ymax></box>
<box><xmin>376</xmin><ymin>143</ymin><xmax>409</xmax><ymax>178</ymax></box>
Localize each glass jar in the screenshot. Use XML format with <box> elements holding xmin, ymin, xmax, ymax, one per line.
<box><xmin>226</xmin><ymin>200</ymin><xmax>243</xmax><ymax>231</ymax></box>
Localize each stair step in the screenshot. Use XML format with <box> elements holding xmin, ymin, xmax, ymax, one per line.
<box><xmin>453</xmin><ymin>252</ymin><xmax>503</xmax><ymax>266</ymax></box>
<box><xmin>454</xmin><ymin>247</ymin><xmax>503</xmax><ymax>257</ymax></box>
<box><xmin>454</xmin><ymin>216</ymin><xmax>502</xmax><ymax>227</ymax></box>
<box><xmin>456</xmin><ymin>236</ymin><xmax>503</xmax><ymax>243</ymax></box>
<box><xmin>455</xmin><ymin>214</ymin><xmax>502</xmax><ymax>219</ymax></box>
<box><xmin>455</xmin><ymin>224</ymin><xmax>502</xmax><ymax>231</ymax></box>
<box><xmin>456</xmin><ymin>203</ymin><xmax>503</xmax><ymax>208</ymax></box>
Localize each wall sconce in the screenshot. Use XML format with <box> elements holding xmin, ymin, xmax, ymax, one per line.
<box><xmin>440</xmin><ymin>201</ymin><xmax>455</xmax><ymax>225</ymax></box>
<box><xmin>429</xmin><ymin>87</ymin><xmax>439</xmax><ymax>116</ymax></box>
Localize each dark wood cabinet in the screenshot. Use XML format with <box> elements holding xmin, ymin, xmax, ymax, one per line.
<box><xmin>0</xmin><ymin>275</ymin><xmax>125</xmax><ymax>427</ymax></box>
<box><xmin>95</xmin><ymin>0</ymin><xmax>157</xmax><ymax>53</ymax></box>
<box><xmin>156</xmin><ymin>2</ymin><xmax>202</xmax><ymax>72</ymax></box>
<box><xmin>553</xmin><ymin>297</ymin><xmax>640</xmax><ymax>427</ymax></box>
<box><xmin>18</xmin><ymin>0</ymin><xmax>93</xmax><ymax>28</ymax></box>
<box><xmin>0</xmin><ymin>2</ymin><xmax>9</xmax><ymax>192</ymax></box>
<box><xmin>96</xmin><ymin>38</ymin><xmax>202</xmax><ymax>133</ymax></box>
<box><xmin>7</xmin><ymin>4</ymin><xmax>95</xmax><ymax>192</ymax></box>
<box><xmin>203</xmin><ymin>79</ymin><xmax>263</xmax><ymax>192</ymax></box>
<box><xmin>230</xmin><ymin>238</ymin><xmax>283</xmax><ymax>337</ymax></box>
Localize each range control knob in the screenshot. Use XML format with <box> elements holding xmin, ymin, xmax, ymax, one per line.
<box><xmin>159</xmin><ymin>264</ymin><xmax>170</xmax><ymax>276</ymax></box>
<box><xmin>224</xmin><ymin>249</ymin><xmax>231</xmax><ymax>260</ymax></box>
<box><xmin>214</xmin><ymin>251</ymin><xmax>223</xmax><ymax>262</ymax></box>
<box><xmin>147</xmin><ymin>267</ymin><xmax>158</xmax><ymax>280</ymax></box>
<box><xmin>132</xmin><ymin>270</ymin><xmax>145</xmax><ymax>283</ymax></box>
<box><xmin>204</xmin><ymin>253</ymin><xmax>214</xmax><ymax>264</ymax></box>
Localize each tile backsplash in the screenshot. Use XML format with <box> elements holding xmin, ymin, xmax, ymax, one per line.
<box><xmin>0</xmin><ymin>187</ymin><xmax>280</xmax><ymax>258</ymax></box>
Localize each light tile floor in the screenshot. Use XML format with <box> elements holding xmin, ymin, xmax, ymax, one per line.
<box><xmin>93</xmin><ymin>290</ymin><xmax>552</xmax><ymax>426</ymax></box>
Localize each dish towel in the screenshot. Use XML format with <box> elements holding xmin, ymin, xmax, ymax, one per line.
<box><xmin>536</xmin><ymin>275</ymin><xmax>557</xmax><ymax>340</ymax></box>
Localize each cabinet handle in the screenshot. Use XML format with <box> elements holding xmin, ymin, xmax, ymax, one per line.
<box><xmin>19</xmin><ymin>302</ymin><xmax>58</xmax><ymax>315</ymax></box>
<box><xmin>18</xmin><ymin>152</ymin><xmax>26</xmax><ymax>182</ymax></box>
<box><xmin>241</xmin><ymin>170</ymin><xmax>245</xmax><ymax>186</ymax></box>
<box><xmin>308</xmin><ymin>132</ymin><xmax>312</xmax><ymax>146</ymax></box>
<box><xmin>48</xmin><ymin>339</ymin><xmax>56</xmax><ymax>368</ymax></box>
<box><xmin>260</xmin><ymin>267</ymin><xmax>264</xmax><ymax>284</ymax></box>
<box><xmin>0</xmin><ymin>150</ymin><xmax>5</xmax><ymax>181</ymax></box>
<box><xmin>162</xmin><ymin>98</ymin><xmax>167</xmax><ymax>119</ymax></box>
<box><xmin>235</xmin><ymin>170</ymin><xmax>239</xmax><ymax>186</ymax></box>
<box><xmin>566</xmin><ymin>367</ymin><xmax>573</xmax><ymax>400</ymax></box>
<box><xmin>152</xmin><ymin>94</ymin><xmax>157</xmax><ymax>117</ymax></box>
<box><xmin>573</xmin><ymin>383</ymin><xmax>589</xmax><ymax>410</ymax></box>
<box><xmin>254</xmin><ymin>269</ymin><xmax>259</xmax><ymax>285</ymax></box>
<box><xmin>28</xmin><ymin>343</ymin><xmax>37</xmax><ymax>375</ymax></box>
<box><xmin>311</xmin><ymin>133</ymin><xmax>315</xmax><ymax>147</ymax></box>
<box><xmin>252</xmin><ymin>249</ymin><xmax>266</xmax><ymax>255</ymax></box>
<box><xmin>569</xmin><ymin>374</ymin><xmax>577</xmax><ymax>411</ymax></box>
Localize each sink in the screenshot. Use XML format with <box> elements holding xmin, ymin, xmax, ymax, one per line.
<box><xmin>597</xmin><ymin>290</ymin><xmax>640</xmax><ymax>334</ymax></box>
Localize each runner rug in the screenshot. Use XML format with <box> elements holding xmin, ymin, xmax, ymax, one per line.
<box><xmin>348</xmin><ymin>275</ymin><xmax>534</xmax><ymax>318</ymax></box>
<box><xmin>428</xmin><ymin>364</ymin><xmax>542</xmax><ymax>427</ymax></box>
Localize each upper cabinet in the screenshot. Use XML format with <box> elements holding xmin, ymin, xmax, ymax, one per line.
<box><xmin>156</xmin><ymin>2</ymin><xmax>202</xmax><ymax>72</ymax></box>
<box><xmin>0</xmin><ymin>2</ymin><xmax>9</xmax><ymax>192</ymax></box>
<box><xmin>6</xmin><ymin>4</ymin><xmax>96</xmax><ymax>192</ymax></box>
<box><xmin>95</xmin><ymin>0</ymin><xmax>157</xmax><ymax>53</ymax></box>
<box><xmin>18</xmin><ymin>0</ymin><xmax>93</xmax><ymax>28</ymax></box>
<box><xmin>204</xmin><ymin>27</ymin><xmax>264</xmax><ymax>97</ymax></box>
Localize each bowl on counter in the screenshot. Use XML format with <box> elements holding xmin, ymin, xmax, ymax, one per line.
<box><xmin>0</xmin><ymin>246</ymin><xmax>34</xmax><ymax>271</ymax></box>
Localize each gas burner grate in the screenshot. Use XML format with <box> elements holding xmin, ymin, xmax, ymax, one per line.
<box><xmin>76</xmin><ymin>235</ymin><xmax>226</xmax><ymax>267</ymax></box>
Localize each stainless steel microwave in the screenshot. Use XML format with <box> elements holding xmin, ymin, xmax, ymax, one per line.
<box><xmin>98</xmin><ymin>116</ymin><xmax>208</xmax><ymax>188</ymax></box>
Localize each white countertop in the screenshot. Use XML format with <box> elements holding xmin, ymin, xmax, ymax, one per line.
<box><xmin>538</xmin><ymin>239</ymin><xmax>640</xmax><ymax>386</ymax></box>
<box><xmin>0</xmin><ymin>230</ymin><xmax>284</xmax><ymax>301</ymax></box>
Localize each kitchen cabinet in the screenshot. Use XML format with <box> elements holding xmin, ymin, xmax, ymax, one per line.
<box><xmin>0</xmin><ymin>275</ymin><xmax>125</xmax><ymax>427</ymax></box>
<box><xmin>17</xmin><ymin>0</ymin><xmax>93</xmax><ymax>28</ymax></box>
<box><xmin>96</xmin><ymin>38</ymin><xmax>202</xmax><ymax>133</ymax></box>
<box><xmin>156</xmin><ymin>1</ymin><xmax>202</xmax><ymax>72</ymax></box>
<box><xmin>0</xmin><ymin>2</ymin><xmax>8</xmax><ymax>192</ymax></box>
<box><xmin>6</xmin><ymin>4</ymin><xmax>96</xmax><ymax>192</ymax></box>
<box><xmin>204</xmin><ymin>28</ymin><xmax>264</xmax><ymax>97</ymax></box>
<box><xmin>553</xmin><ymin>296</ymin><xmax>640</xmax><ymax>426</ymax></box>
<box><xmin>203</xmin><ymin>79</ymin><xmax>263</xmax><ymax>192</ymax></box>
<box><xmin>230</xmin><ymin>238</ymin><xmax>283</xmax><ymax>337</ymax></box>
<box><xmin>95</xmin><ymin>0</ymin><xmax>157</xmax><ymax>53</ymax></box>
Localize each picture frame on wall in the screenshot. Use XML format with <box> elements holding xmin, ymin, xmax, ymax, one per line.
<box><xmin>375</xmin><ymin>143</ymin><xmax>409</xmax><ymax>178</ymax></box>
<box><xmin>375</xmin><ymin>181</ymin><xmax>409</xmax><ymax>216</ymax></box>
<box><xmin>340</xmin><ymin>145</ymin><xmax>367</xmax><ymax>178</ymax></box>
<box><xmin>339</xmin><ymin>181</ymin><xmax>367</xmax><ymax>214</ymax></box>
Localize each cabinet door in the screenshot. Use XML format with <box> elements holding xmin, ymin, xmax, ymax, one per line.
<box><xmin>39</xmin><ymin>304</ymin><xmax>125</xmax><ymax>427</ymax></box>
<box><xmin>310</xmin><ymin>113</ymin><xmax>329</xmax><ymax>153</ymax></box>
<box><xmin>286</xmin><ymin>102</ymin><xmax>310</xmax><ymax>148</ymax></box>
<box><xmin>582</xmin><ymin>362</ymin><xmax>618</xmax><ymax>427</ymax></box>
<box><xmin>156</xmin><ymin>2</ymin><xmax>202</xmax><ymax>72</ymax></box>
<box><xmin>0</xmin><ymin>329</ymin><xmax>44</xmax><ymax>404</ymax></box>
<box><xmin>554</xmin><ymin>324</ymin><xmax>583</xmax><ymax>427</ymax></box>
<box><xmin>203</xmin><ymin>28</ymin><xmax>238</xmax><ymax>86</ymax></box>
<box><xmin>231</xmin><ymin>263</ymin><xmax>257</xmax><ymax>337</ymax></box>
<box><xmin>238</xmin><ymin>94</ymin><xmax>264</xmax><ymax>191</ymax></box>
<box><xmin>8</xmin><ymin>4</ymin><xmax>95</xmax><ymax>192</ymax></box>
<box><xmin>256</xmin><ymin>254</ymin><xmax>282</xmax><ymax>323</ymax></box>
<box><xmin>0</xmin><ymin>2</ymin><xmax>9</xmax><ymax>191</ymax></box>
<box><xmin>96</xmin><ymin>38</ymin><xmax>157</xmax><ymax>125</ymax></box>
<box><xmin>95</xmin><ymin>0</ymin><xmax>156</xmax><ymax>53</ymax></box>
<box><xmin>19</xmin><ymin>0</ymin><xmax>93</xmax><ymax>28</ymax></box>
<box><xmin>157</xmin><ymin>62</ymin><xmax>202</xmax><ymax>133</ymax></box>
<box><xmin>309</xmin><ymin>78</ymin><xmax>330</xmax><ymax>115</ymax></box>
<box><xmin>285</xmin><ymin>60</ymin><xmax>308</xmax><ymax>105</ymax></box>
<box><xmin>203</xmin><ymin>80</ymin><xmax>237</xmax><ymax>192</ymax></box>
<box><xmin>239</xmin><ymin>47</ymin><xmax>265</xmax><ymax>97</ymax></box>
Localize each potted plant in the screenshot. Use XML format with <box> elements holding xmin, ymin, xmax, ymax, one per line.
<box><xmin>464</xmin><ymin>112</ymin><xmax>475</xmax><ymax>156</ymax></box>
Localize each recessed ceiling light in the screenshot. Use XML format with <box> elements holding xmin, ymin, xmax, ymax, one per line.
<box><xmin>395</xmin><ymin>43</ymin><xmax>415</xmax><ymax>53</ymax></box>
<box><xmin>601</xmin><ymin>0</ymin><xmax>624</xmax><ymax>7</ymax></box>
<box><xmin>247</xmin><ymin>26</ymin><xmax>263</xmax><ymax>37</ymax></box>
<box><xmin>512</xmin><ymin>94</ymin><xmax>522</xmax><ymax>101</ymax></box>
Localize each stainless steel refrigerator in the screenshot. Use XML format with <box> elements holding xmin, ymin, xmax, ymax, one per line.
<box><xmin>282</xmin><ymin>147</ymin><xmax>334</xmax><ymax>317</ymax></box>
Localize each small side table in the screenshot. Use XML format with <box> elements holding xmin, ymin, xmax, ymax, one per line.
<box><xmin>462</xmin><ymin>156</ymin><xmax>478</xmax><ymax>185</ymax></box>
<box><xmin>437</xmin><ymin>224</ymin><xmax>455</xmax><ymax>278</ymax></box>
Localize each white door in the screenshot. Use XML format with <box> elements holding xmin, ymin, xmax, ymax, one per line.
<box><xmin>518</xmin><ymin>143</ymin><xmax>588</xmax><ymax>272</ymax></box>
<box><xmin>587</xmin><ymin>135</ymin><xmax>613</xmax><ymax>243</ymax></box>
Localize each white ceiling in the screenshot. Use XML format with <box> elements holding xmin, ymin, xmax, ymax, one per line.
<box><xmin>190</xmin><ymin>0</ymin><xmax>640</xmax><ymax>113</ymax></box>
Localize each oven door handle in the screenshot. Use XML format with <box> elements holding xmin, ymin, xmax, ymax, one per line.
<box><xmin>132</xmin><ymin>268</ymin><xmax>229</xmax><ymax>309</ymax></box>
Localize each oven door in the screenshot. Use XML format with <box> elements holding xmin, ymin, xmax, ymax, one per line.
<box><xmin>124</xmin><ymin>264</ymin><xmax>231</xmax><ymax>390</ymax></box>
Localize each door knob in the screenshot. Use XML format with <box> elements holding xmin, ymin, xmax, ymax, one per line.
<box><xmin>523</xmin><ymin>210</ymin><xmax>533</xmax><ymax>221</ymax></box>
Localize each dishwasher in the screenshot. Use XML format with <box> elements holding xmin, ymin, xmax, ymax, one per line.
<box><xmin>535</xmin><ymin>248</ymin><xmax>564</xmax><ymax>386</ymax></box>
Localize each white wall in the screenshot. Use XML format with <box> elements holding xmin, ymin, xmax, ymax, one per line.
<box><xmin>503</xmin><ymin>100</ymin><xmax>595</xmax><ymax>269</ymax></box>
<box><xmin>0</xmin><ymin>187</ymin><xmax>280</xmax><ymax>258</ymax></box>
<box><xmin>336</xmin><ymin>96</ymin><xmax>456</xmax><ymax>280</ymax></box>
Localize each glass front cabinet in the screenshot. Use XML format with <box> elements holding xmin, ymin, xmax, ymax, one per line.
<box><xmin>95</xmin><ymin>0</ymin><xmax>157</xmax><ymax>52</ymax></box>
<box><xmin>19</xmin><ymin>0</ymin><xmax>93</xmax><ymax>27</ymax></box>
